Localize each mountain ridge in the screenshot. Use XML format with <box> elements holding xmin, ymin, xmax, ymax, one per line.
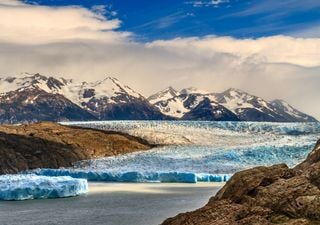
<box><xmin>0</xmin><ymin>73</ymin><xmax>317</xmax><ymax>123</ymax></box>
<box><xmin>150</xmin><ymin>86</ymin><xmax>317</xmax><ymax>122</ymax></box>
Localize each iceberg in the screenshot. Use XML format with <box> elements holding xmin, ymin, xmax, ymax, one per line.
<box><xmin>0</xmin><ymin>174</ymin><xmax>88</xmax><ymax>201</ymax></box>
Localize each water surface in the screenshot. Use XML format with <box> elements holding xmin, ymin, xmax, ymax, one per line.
<box><xmin>0</xmin><ymin>183</ymin><xmax>221</xmax><ymax>225</ymax></box>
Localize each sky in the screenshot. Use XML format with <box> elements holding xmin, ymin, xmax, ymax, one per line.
<box><xmin>0</xmin><ymin>0</ymin><xmax>319</xmax><ymax>118</ymax></box>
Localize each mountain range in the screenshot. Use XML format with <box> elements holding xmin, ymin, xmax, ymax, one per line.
<box><xmin>0</xmin><ymin>73</ymin><xmax>317</xmax><ymax>123</ymax></box>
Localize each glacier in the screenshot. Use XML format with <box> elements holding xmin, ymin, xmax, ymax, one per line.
<box><xmin>0</xmin><ymin>174</ymin><xmax>88</xmax><ymax>201</ymax></box>
<box><xmin>28</xmin><ymin>121</ymin><xmax>320</xmax><ymax>183</ymax></box>
<box><xmin>31</xmin><ymin>169</ymin><xmax>230</xmax><ymax>183</ymax></box>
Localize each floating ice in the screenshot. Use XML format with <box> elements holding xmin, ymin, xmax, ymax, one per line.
<box><xmin>0</xmin><ymin>174</ymin><xmax>88</xmax><ymax>201</ymax></box>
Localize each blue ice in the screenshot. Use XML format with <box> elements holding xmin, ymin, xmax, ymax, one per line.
<box><xmin>31</xmin><ymin>169</ymin><xmax>230</xmax><ymax>183</ymax></box>
<box><xmin>0</xmin><ymin>174</ymin><xmax>88</xmax><ymax>201</ymax></box>
<box><xmin>50</xmin><ymin>121</ymin><xmax>320</xmax><ymax>184</ymax></box>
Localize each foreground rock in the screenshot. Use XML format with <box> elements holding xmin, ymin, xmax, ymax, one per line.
<box><xmin>162</xmin><ymin>140</ymin><xmax>320</xmax><ymax>225</ymax></box>
<box><xmin>0</xmin><ymin>122</ymin><xmax>152</xmax><ymax>174</ymax></box>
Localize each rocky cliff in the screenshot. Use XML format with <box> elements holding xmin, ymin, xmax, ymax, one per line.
<box><xmin>0</xmin><ymin>122</ymin><xmax>152</xmax><ymax>174</ymax></box>
<box><xmin>162</xmin><ymin>140</ymin><xmax>320</xmax><ymax>225</ymax></box>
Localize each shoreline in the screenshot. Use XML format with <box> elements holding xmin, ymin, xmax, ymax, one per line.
<box><xmin>88</xmin><ymin>181</ymin><xmax>225</xmax><ymax>194</ymax></box>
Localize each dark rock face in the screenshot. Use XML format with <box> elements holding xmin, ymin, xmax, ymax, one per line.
<box><xmin>235</xmin><ymin>108</ymin><xmax>279</xmax><ymax>122</ymax></box>
<box><xmin>83</xmin><ymin>97</ymin><xmax>169</xmax><ymax>120</ymax></box>
<box><xmin>182</xmin><ymin>98</ymin><xmax>239</xmax><ymax>121</ymax></box>
<box><xmin>0</xmin><ymin>122</ymin><xmax>152</xmax><ymax>174</ymax></box>
<box><xmin>98</xmin><ymin>102</ymin><xmax>170</xmax><ymax>120</ymax></box>
<box><xmin>82</xmin><ymin>88</ymin><xmax>95</xmax><ymax>98</ymax></box>
<box><xmin>0</xmin><ymin>88</ymin><xmax>96</xmax><ymax>123</ymax></box>
<box><xmin>162</xmin><ymin>140</ymin><xmax>320</xmax><ymax>225</ymax></box>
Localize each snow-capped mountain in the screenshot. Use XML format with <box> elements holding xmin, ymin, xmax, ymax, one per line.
<box><xmin>148</xmin><ymin>87</ymin><xmax>179</xmax><ymax>105</ymax></box>
<box><xmin>149</xmin><ymin>87</ymin><xmax>317</xmax><ymax>122</ymax></box>
<box><xmin>0</xmin><ymin>86</ymin><xmax>96</xmax><ymax>123</ymax></box>
<box><xmin>0</xmin><ymin>73</ymin><xmax>317</xmax><ymax>123</ymax></box>
<box><xmin>270</xmin><ymin>99</ymin><xmax>317</xmax><ymax>122</ymax></box>
<box><xmin>0</xmin><ymin>73</ymin><xmax>167</xmax><ymax>123</ymax></box>
<box><xmin>182</xmin><ymin>97</ymin><xmax>239</xmax><ymax>121</ymax></box>
<box><xmin>148</xmin><ymin>92</ymin><xmax>204</xmax><ymax>118</ymax></box>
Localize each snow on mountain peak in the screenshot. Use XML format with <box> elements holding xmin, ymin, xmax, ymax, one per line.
<box><xmin>93</xmin><ymin>76</ymin><xmax>141</xmax><ymax>99</ymax></box>
<box><xmin>0</xmin><ymin>73</ymin><xmax>317</xmax><ymax>122</ymax></box>
<box><xmin>148</xmin><ymin>85</ymin><xmax>317</xmax><ymax>122</ymax></box>
<box><xmin>180</xmin><ymin>87</ymin><xmax>209</xmax><ymax>95</ymax></box>
<box><xmin>148</xmin><ymin>86</ymin><xmax>179</xmax><ymax>104</ymax></box>
<box><xmin>0</xmin><ymin>73</ymin><xmax>144</xmax><ymax>108</ymax></box>
<box><xmin>270</xmin><ymin>99</ymin><xmax>308</xmax><ymax>119</ymax></box>
<box><xmin>0</xmin><ymin>73</ymin><xmax>63</xmax><ymax>94</ymax></box>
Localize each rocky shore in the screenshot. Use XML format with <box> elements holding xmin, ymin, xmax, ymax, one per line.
<box><xmin>0</xmin><ymin>122</ymin><xmax>153</xmax><ymax>174</ymax></box>
<box><xmin>162</xmin><ymin>140</ymin><xmax>320</xmax><ymax>225</ymax></box>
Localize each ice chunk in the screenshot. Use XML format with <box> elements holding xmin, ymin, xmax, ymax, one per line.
<box><xmin>196</xmin><ymin>174</ymin><xmax>230</xmax><ymax>182</ymax></box>
<box><xmin>159</xmin><ymin>172</ymin><xmax>197</xmax><ymax>183</ymax></box>
<box><xmin>0</xmin><ymin>174</ymin><xmax>88</xmax><ymax>201</ymax></box>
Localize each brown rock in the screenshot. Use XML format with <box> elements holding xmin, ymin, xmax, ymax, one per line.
<box><xmin>162</xmin><ymin>140</ymin><xmax>320</xmax><ymax>225</ymax></box>
<box><xmin>0</xmin><ymin>122</ymin><xmax>153</xmax><ymax>174</ymax></box>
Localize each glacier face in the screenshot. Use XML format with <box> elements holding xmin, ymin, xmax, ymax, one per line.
<box><xmin>0</xmin><ymin>175</ymin><xmax>88</xmax><ymax>201</ymax></box>
<box><xmin>52</xmin><ymin>121</ymin><xmax>320</xmax><ymax>183</ymax></box>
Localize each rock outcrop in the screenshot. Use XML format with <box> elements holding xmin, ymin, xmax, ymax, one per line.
<box><xmin>0</xmin><ymin>122</ymin><xmax>152</xmax><ymax>174</ymax></box>
<box><xmin>162</xmin><ymin>140</ymin><xmax>320</xmax><ymax>225</ymax></box>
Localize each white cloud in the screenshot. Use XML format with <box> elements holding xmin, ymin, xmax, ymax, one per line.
<box><xmin>148</xmin><ymin>36</ymin><xmax>320</xmax><ymax>67</ymax></box>
<box><xmin>0</xmin><ymin>0</ymin><xmax>25</xmax><ymax>6</ymax></box>
<box><xmin>91</xmin><ymin>5</ymin><xmax>117</xmax><ymax>17</ymax></box>
<box><xmin>0</xmin><ymin>1</ymin><xmax>319</xmax><ymax>119</ymax></box>
<box><xmin>186</xmin><ymin>0</ymin><xmax>229</xmax><ymax>8</ymax></box>
<box><xmin>0</xmin><ymin>0</ymin><xmax>127</xmax><ymax>44</ymax></box>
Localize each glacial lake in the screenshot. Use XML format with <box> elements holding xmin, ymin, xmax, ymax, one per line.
<box><xmin>0</xmin><ymin>182</ymin><xmax>222</xmax><ymax>225</ymax></box>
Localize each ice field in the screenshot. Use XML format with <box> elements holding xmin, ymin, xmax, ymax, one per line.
<box><xmin>0</xmin><ymin>175</ymin><xmax>88</xmax><ymax>200</ymax></box>
<box><xmin>50</xmin><ymin>121</ymin><xmax>320</xmax><ymax>182</ymax></box>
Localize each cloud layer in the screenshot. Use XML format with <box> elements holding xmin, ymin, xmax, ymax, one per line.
<box><xmin>0</xmin><ymin>0</ymin><xmax>126</xmax><ymax>43</ymax></box>
<box><xmin>0</xmin><ymin>1</ymin><xmax>319</xmax><ymax>119</ymax></box>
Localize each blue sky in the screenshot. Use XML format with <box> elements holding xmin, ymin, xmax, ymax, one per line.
<box><xmin>0</xmin><ymin>0</ymin><xmax>319</xmax><ymax>118</ymax></box>
<box><xmin>24</xmin><ymin>0</ymin><xmax>320</xmax><ymax>41</ymax></box>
